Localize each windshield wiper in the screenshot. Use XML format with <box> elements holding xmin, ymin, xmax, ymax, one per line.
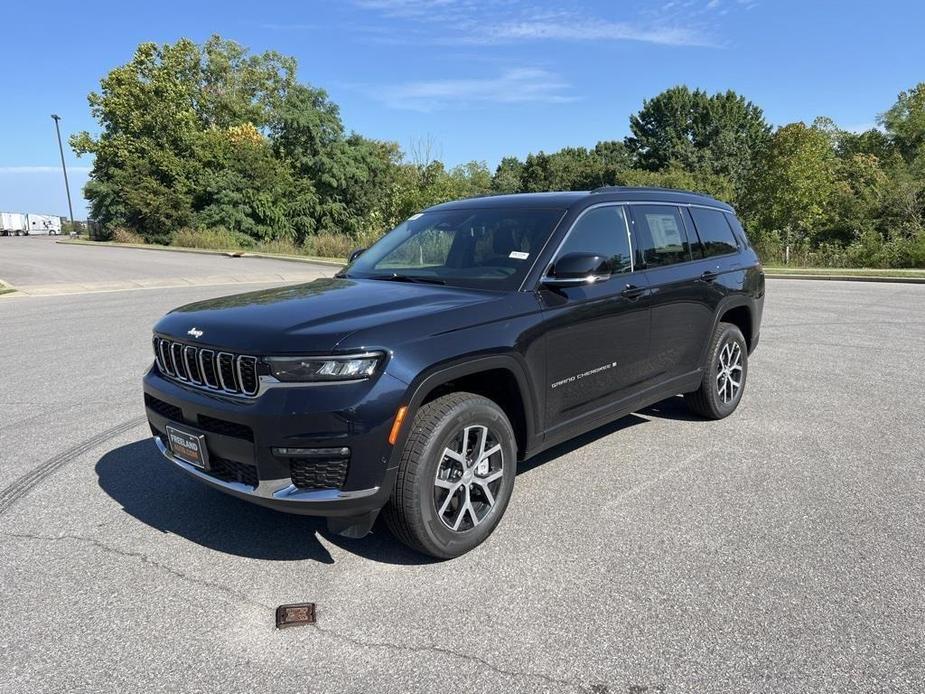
<box><xmin>366</xmin><ymin>273</ymin><xmax>446</xmax><ymax>285</ymax></box>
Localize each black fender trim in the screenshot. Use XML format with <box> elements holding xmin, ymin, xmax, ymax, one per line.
<box><xmin>701</xmin><ymin>296</ymin><xmax>755</xmax><ymax>365</ymax></box>
<box><xmin>386</xmin><ymin>354</ymin><xmax>539</xmax><ymax>469</ymax></box>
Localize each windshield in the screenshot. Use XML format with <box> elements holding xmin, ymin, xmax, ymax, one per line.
<box><xmin>344</xmin><ymin>207</ymin><xmax>564</xmax><ymax>290</ymax></box>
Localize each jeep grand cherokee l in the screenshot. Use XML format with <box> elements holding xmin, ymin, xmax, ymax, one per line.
<box><xmin>144</xmin><ymin>186</ymin><xmax>765</xmax><ymax>558</ymax></box>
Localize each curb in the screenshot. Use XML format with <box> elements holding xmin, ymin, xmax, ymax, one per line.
<box><xmin>766</xmin><ymin>273</ymin><xmax>925</xmax><ymax>284</ymax></box>
<box><xmin>56</xmin><ymin>240</ymin><xmax>346</xmax><ymax>267</ymax></box>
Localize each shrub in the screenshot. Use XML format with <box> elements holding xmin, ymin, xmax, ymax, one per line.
<box><xmin>111</xmin><ymin>227</ymin><xmax>145</xmax><ymax>244</ymax></box>
<box><xmin>304</xmin><ymin>232</ymin><xmax>355</xmax><ymax>259</ymax></box>
<box><xmin>171</xmin><ymin>226</ymin><xmax>254</xmax><ymax>250</ymax></box>
<box><xmin>252</xmin><ymin>238</ymin><xmax>303</xmax><ymax>256</ymax></box>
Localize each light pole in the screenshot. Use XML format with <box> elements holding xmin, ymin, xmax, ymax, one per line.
<box><xmin>50</xmin><ymin>114</ymin><xmax>75</xmax><ymax>233</ymax></box>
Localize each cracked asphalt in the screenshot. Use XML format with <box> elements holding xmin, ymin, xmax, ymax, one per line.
<box><xmin>1</xmin><ymin>255</ymin><xmax>923</xmax><ymax>692</ymax></box>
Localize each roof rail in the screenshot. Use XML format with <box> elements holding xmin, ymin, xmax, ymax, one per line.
<box><xmin>590</xmin><ymin>185</ymin><xmax>708</xmax><ymax>196</ymax></box>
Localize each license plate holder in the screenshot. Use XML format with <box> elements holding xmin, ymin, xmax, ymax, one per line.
<box><xmin>165</xmin><ymin>424</ymin><xmax>210</xmax><ymax>470</ymax></box>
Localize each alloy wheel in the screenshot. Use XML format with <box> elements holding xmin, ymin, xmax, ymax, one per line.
<box><xmin>716</xmin><ymin>340</ymin><xmax>743</xmax><ymax>404</ymax></box>
<box><xmin>433</xmin><ymin>424</ymin><xmax>504</xmax><ymax>532</ymax></box>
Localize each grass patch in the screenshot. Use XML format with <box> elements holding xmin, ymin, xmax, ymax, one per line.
<box><xmin>59</xmin><ymin>238</ymin><xmax>346</xmax><ymax>264</ymax></box>
<box><xmin>0</xmin><ymin>281</ymin><xmax>15</xmax><ymax>296</ymax></box>
<box><xmin>765</xmin><ymin>266</ymin><xmax>925</xmax><ymax>278</ymax></box>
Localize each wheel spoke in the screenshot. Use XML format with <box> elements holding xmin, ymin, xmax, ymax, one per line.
<box><xmin>452</xmin><ymin>493</ymin><xmax>472</xmax><ymax>530</ymax></box>
<box><xmin>473</xmin><ymin>427</ymin><xmax>488</xmax><ymax>467</ymax></box>
<box><xmin>442</xmin><ymin>447</ymin><xmax>466</xmax><ymax>465</ymax></box>
<box><xmin>480</xmin><ymin>469</ymin><xmax>503</xmax><ymax>485</ymax></box>
<box><xmin>472</xmin><ymin>479</ymin><xmax>496</xmax><ymax>507</ymax></box>
<box><xmin>438</xmin><ymin>485</ymin><xmax>460</xmax><ymax>515</ymax></box>
<box><xmin>479</xmin><ymin>443</ymin><xmax>501</xmax><ymax>464</ymax></box>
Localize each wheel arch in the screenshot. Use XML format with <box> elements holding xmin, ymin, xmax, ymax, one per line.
<box><xmin>392</xmin><ymin>355</ymin><xmax>538</xmax><ymax>464</ymax></box>
<box><xmin>716</xmin><ymin>301</ymin><xmax>753</xmax><ymax>352</ymax></box>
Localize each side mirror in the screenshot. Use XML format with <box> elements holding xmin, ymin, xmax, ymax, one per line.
<box><xmin>543</xmin><ymin>253</ymin><xmax>612</xmax><ymax>287</ymax></box>
<box><xmin>348</xmin><ymin>247</ymin><xmax>366</xmax><ymax>263</ymax></box>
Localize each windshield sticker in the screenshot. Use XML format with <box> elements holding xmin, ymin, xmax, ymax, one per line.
<box><xmin>509</xmin><ymin>251</ymin><xmax>530</xmax><ymax>260</ymax></box>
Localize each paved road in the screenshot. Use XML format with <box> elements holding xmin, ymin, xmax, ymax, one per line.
<box><xmin>1</xmin><ymin>275</ymin><xmax>923</xmax><ymax>693</ymax></box>
<box><xmin>0</xmin><ymin>236</ymin><xmax>333</xmax><ymax>295</ymax></box>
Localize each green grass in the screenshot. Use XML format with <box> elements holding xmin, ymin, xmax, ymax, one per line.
<box><xmin>0</xmin><ymin>282</ymin><xmax>15</xmax><ymax>296</ymax></box>
<box><xmin>59</xmin><ymin>238</ymin><xmax>346</xmax><ymax>265</ymax></box>
<box><xmin>765</xmin><ymin>266</ymin><xmax>925</xmax><ymax>278</ymax></box>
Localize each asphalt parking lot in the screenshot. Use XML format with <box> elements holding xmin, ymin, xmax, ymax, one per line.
<box><xmin>0</xmin><ymin>235</ymin><xmax>331</xmax><ymax>295</ymax></box>
<box><xmin>1</xmin><ymin>244</ymin><xmax>923</xmax><ymax>693</ymax></box>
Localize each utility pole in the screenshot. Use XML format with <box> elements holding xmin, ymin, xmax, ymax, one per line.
<box><xmin>50</xmin><ymin>114</ymin><xmax>75</xmax><ymax>233</ymax></box>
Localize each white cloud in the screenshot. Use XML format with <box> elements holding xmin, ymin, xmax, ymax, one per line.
<box><xmin>352</xmin><ymin>0</ymin><xmax>719</xmax><ymax>48</ymax></box>
<box><xmin>481</xmin><ymin>19</ymin><xmax>713</xmax><ymax>47</ymax></box>
<box><xmin>373</xmin><ymin>67</ymin><xmax>577</xmax><ymax>111</ymax></box>
<box><xmin>0</xmin><ymin>166</ymin><xmax>92</xmax><ymax>174</ymax></box>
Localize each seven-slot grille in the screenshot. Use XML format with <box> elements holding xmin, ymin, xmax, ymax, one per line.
<box><xmin>153</xmin><ymin>336</ymin><xmax>259</xmax><ymax>396</ymax></box>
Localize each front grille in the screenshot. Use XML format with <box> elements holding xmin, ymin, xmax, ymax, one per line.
<box><xmin>209</xmin><ymin>456</ymin><xmax>259</xmax><ymax>488</ymax></box>
<box><xmin>197</xmin><ymin>414</ymin><xmax>254</xmax><ymax>442</ymax></box>
<box><xmin>153</xmin><ymin>337</ymin><xmax>259</xmax><ymax>396</ymax></box>
<box><xmin>290</xmin><ymin>458</ymin><xmax>349</xmax><ymax>490</ymax></box>
<box><xmin>144</xmin><ymin>393</ymin><xmax>183</xmax><ymax>422</ymax></box>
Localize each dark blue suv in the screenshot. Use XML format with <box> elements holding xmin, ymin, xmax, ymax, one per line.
<box><xmin>143</xmin><ymin>187</ymin><xmax>765</xmax><ymax>558</ymax></box>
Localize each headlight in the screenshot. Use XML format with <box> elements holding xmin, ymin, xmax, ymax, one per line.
<box><xmin>265</xmin><ymin>352</ymin><xmax>383</xmax><ymax>382</ymax></box>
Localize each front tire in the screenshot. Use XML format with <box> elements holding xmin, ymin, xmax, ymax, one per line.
<box><xmin>384</xmin><ymin>392</ymin><xmax>517</xmax><ymax>559</ymax></box>
<box><xmin>684</xmin><ymin>322</ymin><xmax>748</xmax><ymax>419</ymax></box>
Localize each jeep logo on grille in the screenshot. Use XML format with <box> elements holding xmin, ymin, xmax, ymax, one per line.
<box><xmin>187</xmin><ymin>327</ymin><xmax>204</xmax><ymax>339</ymax></box>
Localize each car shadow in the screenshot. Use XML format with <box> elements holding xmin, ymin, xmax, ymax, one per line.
<box><xmin>95</xmin><ymin>440</ymin><xmax>337</xmax><ymax>564</ymax></box>
<box><xmin>97</xmin><ymin>410</ymin><xmax>657</xmax><ymax>566</ymax></box>
<box><xmin>638</xmin><ymin>394</ymin><xmax>703</xmax><ymax>422</ymax></box>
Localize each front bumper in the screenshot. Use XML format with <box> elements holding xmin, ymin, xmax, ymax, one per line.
<box><xmin>142</xmin><ymin>365</ymin><xmax>407</xmax><ymax>519</ymax></box>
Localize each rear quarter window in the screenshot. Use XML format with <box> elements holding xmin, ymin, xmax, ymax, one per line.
<box><xmin>689</xmin><ymin>207</ymin><xmax>739</xmax><ymax>258</ymax></box>
<box><xmin>725</xmin><ymin>213</ymin><xmax>752</xmax><ymax>249</ymax></box>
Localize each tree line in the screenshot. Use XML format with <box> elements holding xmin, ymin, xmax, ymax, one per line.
<box><xmin>73</xmin><ymin>36</ymin><xmax>925</xmax><ymax>267</ymax></box>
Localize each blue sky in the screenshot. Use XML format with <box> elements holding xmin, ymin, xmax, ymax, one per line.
<box><xmin>1</xmin><ymin>0</ymin><xmax>924</xmax><ymax>218</ymax></box>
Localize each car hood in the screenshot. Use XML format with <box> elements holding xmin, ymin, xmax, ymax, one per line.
<box><xmin>153</xmin><ymin>277</ymin><xmax>498</xmax><ymax>354</ymax></box>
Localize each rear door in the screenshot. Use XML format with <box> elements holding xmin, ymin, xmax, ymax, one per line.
<box><xmin>628</xmin><ymin>204</ymin><xmax>714</xmax><ymax>382</ymax></box>
<box><xmin>538</xmin><ymin>204</ymin><xmax>651</xmax><ymax>431</ymax></box>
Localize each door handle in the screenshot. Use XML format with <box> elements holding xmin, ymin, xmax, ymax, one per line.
<box><xmin>700</xmin><ymin>270</ymin><xmax>719</xmax><ymax>283</ymax></box>
<box><xmin>621</xmin><ymin>284</ymin><xmax>646</xmax><ymax>300</ymax></box>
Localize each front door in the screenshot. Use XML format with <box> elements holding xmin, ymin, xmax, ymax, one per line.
<box><xmin>537</xmin><ymin>204</ymin><xmax>651</xmax><ymax>433</ymax></box>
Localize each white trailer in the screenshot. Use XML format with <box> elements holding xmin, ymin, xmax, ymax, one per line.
<box><xmin>1</xmin><ymin>212</ymin><xmax>28</xmax><ymax>236</ymax></box>
<box><xmin>25</xmin><ymin>213</ymin><xmax>62</xmax><ymax>235</ymax></box>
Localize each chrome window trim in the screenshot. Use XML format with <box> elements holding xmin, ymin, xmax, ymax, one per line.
<box><xmin>535</xmin><ymin>199</ymin><xmax>739</xmax><ymax>287</ymax></box>
<box><xmin>540</xmin><ymin>202</ymin><xmax>636</xmax><ymax>284</ymax></box>
<box><xmin>628</xmin><ymin>202</ymin><xmax>742</xmax><ymax>271</ymax></box>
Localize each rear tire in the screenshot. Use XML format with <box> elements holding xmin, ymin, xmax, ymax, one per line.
<box><xmin>384</xmin><ymin>392</ymin><xmax>517</xmax><ymax>559</ymax></box>
<box><xmin>684</xmin><ymin>322</ymin><xmax>748</xmax><ymax>420</ymax></box>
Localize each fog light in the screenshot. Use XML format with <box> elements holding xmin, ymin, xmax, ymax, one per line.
<box><xmin>272</xmin><ymin>447</ymin><xmax>349</xmax><ymax>457</ymax></box>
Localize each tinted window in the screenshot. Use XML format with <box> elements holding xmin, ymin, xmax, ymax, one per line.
<box><xmin>556</xmin><ymin>205</ymin><xmax>632</xmax><ymax>274</ymax></box>
<box><xmin>725</xmin><ymin>213</ymin><xmax>751</xmax><ymax>249</ymax></box>
<box><xmin>632</xmin><ymin>205</ymin><xmax>692</xmax><ymax>268</ymax></box>
<box><xmin>689</xmin><ymin>207</ymin><xmax>739</xmax><ymax>257</ymax></box>
<box><xmin>347</xmin><ymin>208</ymin><xmax>563</xmax><ymax>290</ymax></box>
